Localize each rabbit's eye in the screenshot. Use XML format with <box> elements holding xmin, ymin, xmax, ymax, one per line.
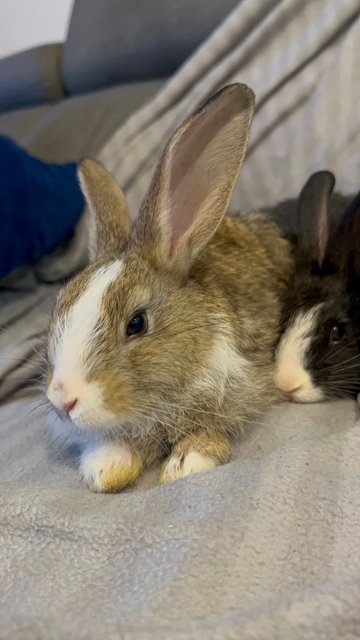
<box><xmin>329</xmin><ymin>322</ymin><xmax>345</xmax><ymax>345</ymax></box>
<box><xmin>126</xmin><ymin>312</ymin><xmax>148</xmax><ymax>338</ymax></box>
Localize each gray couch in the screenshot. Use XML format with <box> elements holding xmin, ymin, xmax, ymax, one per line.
<box><xmin>0</xmin><ymin>0</ymin><xmax>238</xmax><ymax>162</ymax></box>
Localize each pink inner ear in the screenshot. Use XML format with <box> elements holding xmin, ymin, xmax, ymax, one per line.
<box><xmin>169</xmin><ymin>157</ymin><xmax>211</xmax><ymax>251</ymax></box>
<box><xmin>166</xmin><ymin>97</ymin><xmax>243</xmax><ymax>253</ymax></box>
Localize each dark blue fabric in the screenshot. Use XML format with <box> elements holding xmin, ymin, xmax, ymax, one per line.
<box><xmin>0</xmin><ymin>136</ymin><xmax>84</xmax><ymax>278</ymax></box>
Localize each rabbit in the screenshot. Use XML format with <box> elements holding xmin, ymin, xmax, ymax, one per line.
<box><xmin>274</xmin><ymin>170</ymin><xmax>360</xmax><ymax>403</ymax></box>
<box><xmin>265</xmin><ymin>174</ymin><xmax>351</xmax><ymax>243</ymax></box>
<box><xmin>45</xmin><ymin>84</ymin><xmax>293</xmax><ymax>493</ymax></box>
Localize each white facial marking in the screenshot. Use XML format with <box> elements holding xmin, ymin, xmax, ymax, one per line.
<box><xmin>275</xmin><ymin>305</ymin><xmax>324</xmax><ymax>403</ymax></box>
<box><xmin>54</xmin><ymin>260</ymin><xmax>123</xmax><ymax>372</ymax></box>
<box><xmin>47</xmin><ymin>260</ymin><xmax>123</xmax><ymax>424</ymax></box>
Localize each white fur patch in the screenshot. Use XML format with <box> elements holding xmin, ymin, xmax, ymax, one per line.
<box><xmin>275</xmin><ymin>305</ymin><xmax>324</xmax><ymax>403</ymax></box>
<box><xmin>47</xmin><ymin>260</ymin><xmax>123</xmax><ymax>425</ymax></box>
<box><xmin>182</xmin><ymin>451</ymin><xmax>215</xmax><ymax>476</ymax></box>
<box><xmin>194</xmin><ymin>326</ymin><xmax>249</xmax><ymax>399</ymax></box>
<box><xmin>163</xmin><ymin>450</ymin><xmax>215</xmax><ymax>482</ymax></box>
<box><xmin>80</xmin><ymin>443</ymin><xmax>132</xmax><ymax>492</ymax></box>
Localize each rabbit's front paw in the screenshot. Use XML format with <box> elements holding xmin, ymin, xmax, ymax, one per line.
<box><xmin>160</xmin><ymin>433</ymin><xmax>230</xmax><ymax>484</ymax></box>
<box><xmin>80</xmin><ymin>444</ymin><xmax>142</xmax><ymax>492</ymax></box>
<box><xmin>161</xmin><ymin>450</ymin><xmax>215</xmax><ymax>483</ymax></box>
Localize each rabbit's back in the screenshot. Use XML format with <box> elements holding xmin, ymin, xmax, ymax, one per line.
<box><xmin>191</xmin><ymin>213</ymin><xmax>293</xmax><ymax>362</ymax></box>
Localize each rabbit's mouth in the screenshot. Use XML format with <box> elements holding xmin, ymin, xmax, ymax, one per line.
<box><xmin>47</xmin><ymin>389</ymin><xmax>129</xmax><ymax>436</ymax></box>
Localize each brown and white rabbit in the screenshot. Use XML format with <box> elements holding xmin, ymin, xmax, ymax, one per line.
<box><xmin>274</xmin><ymin>171</ymin><xmax>360</xmax><ymax>402</ymax></box>
<box><xmin>46</xmin><ymin>84</ymin><xmax>293</xmax><ymax>492</ymax></box>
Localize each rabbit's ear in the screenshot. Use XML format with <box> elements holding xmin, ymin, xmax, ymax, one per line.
<box><xmin>78</xmin><ymin>159</ymin><xmax>131</xmax><ymax>262</ymax></box>
<box><xmin>138</xmin><ymin>83</ymin><xmax>254</xmax><ymax>274</ymax></box>
<box><xmin>331</xmin><ymin>190</ymin><xmax>360</xmax><ymax>275</ymax></box>
<box><xmin>297</xmin><ymin>171</ymin><xmax>335</xmax><ymax>268</ymax></box>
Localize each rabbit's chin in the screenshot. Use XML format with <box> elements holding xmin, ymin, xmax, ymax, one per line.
<box><xmin>67</xmin><ymin>404</ymin><xmax>121</xmax><ymax>430</ymax></box>
<box><xmin>47</xmin><ymin>405</ymin><xmax>134</xmax><ymax>449</ymax></box>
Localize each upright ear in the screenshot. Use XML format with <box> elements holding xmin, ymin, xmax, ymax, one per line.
<box><xmin>330</xmin><ymin>190</ymin><xmax>360</xmax><ymax>275</ymax></box>
<box><xmin>78</xmin><ymin>159</ymin><xmax>131</xmax><ymax>262</ymax></box>
<box><xmin>137</xmin><ymin>83</ymin><xmax>255</xmax><ymax>274</ymax></box>
<box><xmin>297</xmin><ymin>170</ymin><xmax>335</xmax><ymax>268</ymax></box>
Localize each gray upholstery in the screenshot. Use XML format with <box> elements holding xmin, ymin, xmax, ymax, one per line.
<box><xmin>63</xmin><ymin>0</ymin><xmax>239</xmax><ymax>94</ymax></box>
<box><xmin>0</xmin><ymin>104</ymin><xmax>51</xmax><ymax>144</ymax></box>
<box><xmin>0</xmin><ymin>0</ymin><xmax>237</xmax><ymax>158</ymax></box>
<box><xmin>25</xmin><ymin>79</ymin><xmax>164</xmax><ymax>162</ymax></box>
<box><xmin>0</xmin><ymin>44</ymin><xmax>64</xmax><ymax>113</ymax></box>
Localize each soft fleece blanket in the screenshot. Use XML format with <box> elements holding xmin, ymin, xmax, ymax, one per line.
<box><xmin>1</xmin><ymin>1</ymin><xmax>360</xmax><ymax>638</ymax></box>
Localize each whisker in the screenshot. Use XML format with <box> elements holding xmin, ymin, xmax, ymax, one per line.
<box><xmin>316</xmin><ymin>338</ymin><xmax>359</xmax><ymax>367</ymax></box>
<box><xmin>23</xmin><ymin>399</ymin><xmax>49</xmax><ymax>420</ymax></box>
<box><xmin>329</xmin><ymin>359</ymin><xmax>360</xmax><ymax>374</ymax></box>
<box><xmin>30</xmin><ymin>344</ymin><xmax>47</xmax><ymax>362</ymax></box>
<box><xmin>0</xmin><ymin>356</ymin><xmax>40</xmax><ymax>365</ymax></box>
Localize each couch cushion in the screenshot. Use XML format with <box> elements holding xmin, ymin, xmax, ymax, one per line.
<box><xmin>0</xmin><ymin>44</ymin><xmax>64</xmax><ymax>113</ymax></box>
<box><xmin>63</xmin><ymin>0</ymin><xmax>238</xmax><ymax>95</ymax></box>
<box><xmin>25</xmin><ymin>79</ymin><xmax>164</xmax><ymax>163</ymax></box>
<box><xmin>0</xmin><ymin>104</ymin><xmax>52</xmax><ymax>144</ymax></box>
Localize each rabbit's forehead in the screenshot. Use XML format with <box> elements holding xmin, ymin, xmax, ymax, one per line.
<box><xmin>50</xmin><ymin>260</ymin><xmax>124</xmax><ymax>369</ymax></box>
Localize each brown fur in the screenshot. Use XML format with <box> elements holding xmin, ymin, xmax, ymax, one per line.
<box><xmin>49</xmin><ymin>213</ymin><xmax>292</xmax><ymax>470</ymax></box>
<box><xmin>47</xmin><ymin>84</ymin><xmax>294</xmax><ymax>492</ymax></box>
<box><xmin>79</xmin><ymin>159</ymin><xmax>131</xmax><ymax>261</ymax></box>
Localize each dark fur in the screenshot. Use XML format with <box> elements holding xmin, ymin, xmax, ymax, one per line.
<box><xmin>276</xmin><ymin>172</ymin><xmax>360</xmax><ymax>399</ymax></box>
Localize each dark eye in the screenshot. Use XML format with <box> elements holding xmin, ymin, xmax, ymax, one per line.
<box><xmin>329</xmin><ymin>322</ymin><xmax>346</xmax><ymax>345</ymax></box>
<box><xmin>126</xmin><ymin>312</ymin><xmax>148</xmax><ymax>338</ymax></box>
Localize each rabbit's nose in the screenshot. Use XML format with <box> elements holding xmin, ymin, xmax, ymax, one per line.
<box><xmin>62</xmin><ymin>398</ymin><xmax>78</xmax><ymax>413</ymax></box>
<box><xmin>47</xmin><ymin>380</ymin><xmax>79</xmax><ymax>414</ymax></box>
<box><xmin>281</xmin><ymin>381</ymin><xmax>303</xmax><ymax>395</ymax></box>
<box><xmin>275</xmin><ymin>368</ymin><xmax>307</xmax><ymax>395</ymax></box>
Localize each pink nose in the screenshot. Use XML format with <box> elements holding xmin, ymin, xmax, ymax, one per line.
<box><xmin>280</xmin><ymin>384</ymin><xmax>302</xmax><ymax>396</ymax></box>
<box><xmin>62</xmin><ymin>398</ymin><xmax>78</xmax><ymax>413</ymax></box>
<box><xmin>47</xmin><ymin>380</ymin><xmax>79</xmax><ymax>413</ymax></box>
<box><xmin>276</xmin><ymin>370</ymin><xmax>304</xmax><ymax>395</ymax></box>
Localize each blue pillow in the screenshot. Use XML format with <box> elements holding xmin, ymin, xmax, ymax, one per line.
<box><xmin>0</xmin><ymin>136</ymin><xmax>84</xmax><ymax>278</ymax></box>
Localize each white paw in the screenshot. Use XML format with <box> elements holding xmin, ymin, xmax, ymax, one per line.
<box><xmin>161</xmin><ymin>451</ymin><xmax>215</xmax><ymax>483</ymax></box>
<box><xmin>80</xmin><ymin>444</ymin><xmax>141</xmax><ymax>493</ymax></box>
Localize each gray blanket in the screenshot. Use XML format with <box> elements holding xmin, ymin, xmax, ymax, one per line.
<box><xmin>1</xmin><ymin>396</ymin><xmax>360</xmax><ymax>639</ymax></box>
<box><xmin>100</xmin><ymin>0</ymin><xmax>360</xmax><ymax>215</ymax></box>
<box><xmin>1</xmin><ymin>1</ymin><xmax>360</xmax><ymax>638</ymax></box>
